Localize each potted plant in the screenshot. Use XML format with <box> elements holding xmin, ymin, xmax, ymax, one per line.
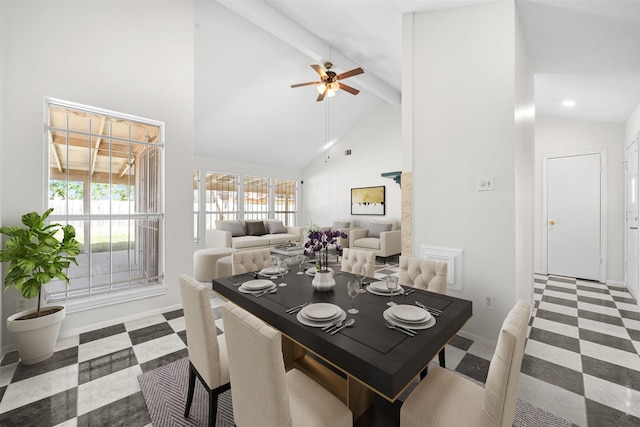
<box><xmin>0</xmin><ymin>209</ymin><xmax>81</xmax><ymax>364</ymax></box>
<box><xmin>303</xmin><ymin>227</ymin><xmax>347</xmax><ymax>292</ymax></box>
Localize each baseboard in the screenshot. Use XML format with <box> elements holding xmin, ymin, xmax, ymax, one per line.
<box><xmin>534</xmin><ymin>269</ymin><xmax>545</xmax><ymax>275</ymax></box>
<box><xmin>457</xmin><ymin>329</ymin><xmax>497</xmax><ymax>351</ymax></box>
<box><xmin>606</xmin><ymin>279</ymin><xmax>625</xmax><ymax>288</ymax></box>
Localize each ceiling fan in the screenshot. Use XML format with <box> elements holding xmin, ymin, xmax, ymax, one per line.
<box><xmin>291</xmin><ymin>62</ymin><xmax>364</xmax><ymax>102</ymax></box>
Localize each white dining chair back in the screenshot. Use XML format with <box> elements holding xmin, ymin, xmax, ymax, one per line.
<box><xmin>221</xmin><ymin>302</ymin><xmax>352</xmax><ymax>427</ymax></box>
<box><xmin>397</xmin><ymin>256</ymin><xmax>448</xmax><ymax>294</ymax></box>
<box><xmin>231</xmin><ymin>248</ymin><xmax>271</xmax><ymax>275</ymax></box>
<box><xmin>340</xmin><ymin>248</ymin><xmax>375</xmax><ymax>277</ymax></box>
<box><xmin>400</xmin><ymin>300</ymin><xmax>530</xmax><ymax>427</ymax></box>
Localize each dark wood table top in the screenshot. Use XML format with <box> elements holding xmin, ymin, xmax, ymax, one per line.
<box><xmin>213</xmin><ymin>269</ymin><xmax>472</xmax><ymax>400</ymax></box>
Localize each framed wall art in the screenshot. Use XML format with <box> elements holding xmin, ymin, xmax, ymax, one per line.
<box><xmin>351</xmin><ymin>186</ymin><xmax>385</xmax><ymax>215</ymax></box>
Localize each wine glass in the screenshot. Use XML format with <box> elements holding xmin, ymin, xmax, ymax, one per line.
<box><xmin>277</xmin><ymin>259</ymin><xmax>287</xmax><ymax>286</ymax></box>
<box><xmin>347</xmin><ymin>280</ymin><xmax>360</xmax><ymax>314</ymax></box>
<box><xmin>386</xmin><ymin>276</ymin><xmax>398</xmax><ymax>307</ymax></box>
<box><xmin>296</xmin><ymin>254</ymin><xmax>306</xmax><ymax>275</ymax></box>
<box><xmin>357</xmin><ymin>265</ymin><xmax>367</xmax><ymax>293</ymax></box>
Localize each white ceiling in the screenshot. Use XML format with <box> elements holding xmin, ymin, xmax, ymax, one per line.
<box><xmin>194</xmin><ymin>0</ymin><xmax>640</xmax><ymax>168</ymax></box>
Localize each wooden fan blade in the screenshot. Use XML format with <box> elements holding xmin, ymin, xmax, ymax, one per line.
<box><xmin>317</xmin><ymin>86</ymin><xmax>328</xmax><ymax>102</ymax></box>
<box><xmin>338</xmin><ymin>82</ymin><xmax>360</xmax><ymax>95</ymax></box>
<box><xmin>291</xmin><ymin>81</ymin><xmax>322</xmax><ymax>88</ymax></box>
<box><xmin>311</xmin><ymin>64</ymin><xmax>328</xmax><ymax>78</ymax></box>
<box><xmin>336</xmin><ymin>67</ymin><xmax>364</xmax><ymax>80</ymax></box>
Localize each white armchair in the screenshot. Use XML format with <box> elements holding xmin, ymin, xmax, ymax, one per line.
<box><xmin>349</xmin><ymin>220</ymin><xmax>401</xmax><ymax>260</ymax></box>
<box><xmin>320</xmin><ymin>219</ymin><xmax>360</xmax><ymax>248</ymax></box>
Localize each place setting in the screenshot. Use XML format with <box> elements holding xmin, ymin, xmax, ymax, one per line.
<box><xmin>383</xmin><ymin>303</ymin><xmax>436</xmax><ymax>335</ymax></box>
<box><xmin>237</xmin><ymin>279</ymin><xmax>278</xmax><ymax>297</ymax></box>
<box><xmin>258</xmin><ymin>259</ymin><xmax>289</xmax><ymax>286</ymax></box>
<box><xmin>295</xmin><ymin>302</ymin><xmax>347</xmax><ymax>329</ymax></box>
<box><xmin>366</xmin><ymin>276</ymin><xmax>404</xmax><ymax>306</ymax></box>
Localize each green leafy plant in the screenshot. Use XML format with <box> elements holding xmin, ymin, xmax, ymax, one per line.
<box><xmin>0</xmin><ymin>209</ymin><xmax>81</xmax><ymax>317</ymax></box>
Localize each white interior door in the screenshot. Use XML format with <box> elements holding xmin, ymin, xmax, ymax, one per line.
<box><xmin>625</xmin><ymin>138</ymin><xmax>639</xmax><ymax>301</ymax></box>
<box><xmin>547</xmin><ymin>154</ymin><xmax>602</xmax><ymax>280</ymax></box>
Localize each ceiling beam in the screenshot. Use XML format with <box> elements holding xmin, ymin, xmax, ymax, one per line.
<box><xmin>216</xmin><ymin>0</ymin><xmax>401</xmax><ymax>106</ymax></box>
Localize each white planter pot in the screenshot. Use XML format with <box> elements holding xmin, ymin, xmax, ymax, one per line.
<box><xmin>7</xmin><ymin>306</ymin><xmax>66</xmax><ymax>365</ymax></box>
<box><xmin>312</xmin><ymin>271</ymin><xmax>336</xmax><ymax>292</ymax></box>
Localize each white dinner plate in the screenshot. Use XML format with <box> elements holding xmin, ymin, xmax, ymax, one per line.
<box><xmin>370</xmin><ymin>281</ymin><xmax>400</xmax><ymax>293</ymax></box>
<box><xmin>300</xmin><ymin>303</ymin><xmax>339</xmax><ymax>320</ymax></box>
<box><xmin>389</xmin><ymin>305</ymin><xmax>430</xmax><ymax>323</ymax></box>
<box><xmin>238</xmin><ymin>282</ymin><xmax>276</xmax><ymax>294</ymax></box>
<box><xmin>240</xmin><ymin>279</ymin><xmax>273</xmax><ymax>291</ymax></box>
<box><xmin>259</xmin><ymin>267</ymin><xmax>288</xmax><ymax>276</ymax></box>
<box><xmin>383</xmin><ymin>308</ymin><xmax>436</xmax><ymax>330</ymax></box>
<box><xmin>366</xmin><ymin>285</ymin><xmax>404</xmax><ymax>296</ymax></box>
<box><xmin>297</xmin><ymin>309</ymin><xmax>346</xmax><ymax>327</ymax></box>
<box><xmin>305</xmin><ymin>267</ymin><xmax>334</xmax><ymax>277</ymax></box>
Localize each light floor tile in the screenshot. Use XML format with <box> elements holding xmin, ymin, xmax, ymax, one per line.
<box><xmin>76</xmin><ymin>365</ymin><xmax>142</xmax><ymax>416</ymax></box>
<box><xmin>0</xmin><ymin>364</ymin><xmax>78</xmax><ymax>414</ymax></box>
<box><xmin>132</xmin><ymin>333</ymin><xmax>186</xmax><ymax>364</ymax></box>
<box><xmin>578</xmin><ymin>318</ymin><xmax>631</xmax><ymax>340</ymax></box>
<box><xmin>78</xmin><ymin>332</ymin><xmax>133</xmax><ymax>363</ymax></box>
<box><xmin>546</xmin><ymin>280</ymin><xmax>577</xmax><ymax>289</ymax></box>
<box><xmin>617</xmin><ymin>301</ymin><xmax>640</xmax><ymax>312</ymax></box>
<box><xmin>580</xmin><ymin>340</ymin><xmax>640</xmax><ymax>371</ymax></box>
<box><xmin>0</xmin><ymin>363</ymin><xmax>18</xmax><ymax>388</ymax></box>
<box><xmin>584</xmin><ymin>374</ymin><xmax>640</xmax><ymax>419</ymax></box>
<box><xmin>634</xmin><ymin>341</ymin><xmax>640</xmax><ymax>354</ymax></box>
<box><xmin>611</xmin><ymin>289</ymin><xmax>635</xmax><ymax>299</ymax></box>
<box><xmin>531</xmin><ymin>316</ymin><xmax>580</xmax><ymax>339</ymax></box>
<box><xmin>577</xmin><ymin>301</ymin><xmax>621</xmax><ymax>318</ymax></box>
<box><xmin>538</xmin><ymin>300</ymin><xmax>579</xmax><ymax>317</ymax></box>
<box><xmin>622</xmin><ymin>317</ymin><xmax>640</xmax><ymax>331</ymax></box>
<box><xmin>55</xmin><ymin>335</ymin><xmax>79</xmax><ymax>352</ymax></box>
<box><xmin>543</xmin><ymin>289</ymin><xmax>578</xmax><ymax>301</ymax></box>
<box><xmin>210</xmin><ymin>297</ymin><xmax>226</xmax><ymax>309</ymax></box>
<box><xmin>54</xmin><ymin>418</ymin><xmax>78</xmax><ymax>427</ymax></box>
<box><xmin>124</xmin><ymin>314</ymin><xmax>167</xmax><ymax>332</ymax></box>
<box><xmin>576</xmin><ymin>280</ymin><xmax>608</xmax><ymax>290</ymax></box>
<box><xmin>467</xmin><ymin>339</ymin><xmax>496</xmax><ymax>361</ymax></box>
<box><xmin>215</xmin><ymin>318</ymin><xmax>225</xmax><ymax>331</ymax></box>
<box><xmin>577</xmin><ymin>289</ymin><xmax>615</xmax><ymax>301</ymax></box>
<box><xmin>443</xmin><ymin>345</ymin><xmax>466</xmax><ymax>370</ymax></box>
<box><xmin>517</xmin><ymin>373</ymin><xmax>587</xmax><ymax>427</ymax></box>
<box><xmin>167</xmin><ymin>316</ymin><xmax>185</xmax><ymax>333</ymax></box>
<box><xmin>524</xmin><ymin>339</ymin><xmax>582</xmax><ymax>372</ymax></box>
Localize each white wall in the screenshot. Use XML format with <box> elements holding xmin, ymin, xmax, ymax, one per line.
<box><xmin>407</xmin><ymin>1</ymin><xmax>534</xmax><ymax>340</ymax></box>
<box><xmin>0</xmin><ymin>0</ymin><xmax>4</xmax><ymax>355</ymax></box>
<box><xmin>534</xmin><ymin>115</ymin><xmax>625</xmax><ymax>282</ymax></box>
<box><xmin>301</xmin><ymin>103</ymin><xmax>402</xmax><ymax>230</ymax></box>
<box><xmin>1</xmin><ymin>1</ymin><xmax>194</xmax><ymax>349</ymax></box>
<box><xmin>627</xmin><ymin>104</ymin><xmax>640</xmax><ymax>143</ymax></box>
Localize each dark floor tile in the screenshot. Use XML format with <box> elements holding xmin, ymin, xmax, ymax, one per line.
<box><xmin>582</xmin><ymin>355</ymin><xmax>640</xmax><ymax>391</ymax></box>
<box><xmin>577</xmin><ymin>284</ymin><xmax>610</xmax><ymax>295</ymax></box>
<box><xmin>619</xmin><ymin>309</ymin><xmax>640</xmax><ymax>321</ymax></box>
<box><xmin>0</xmin><ymin>385</ymin><xmax>5</xmax><ymax>402</ymax></box>
<box><xmin>535</xmin><ymin>308</ymin><xmax>579</xmax><ymax>327</ymax></box>
<box><xmin>0</xmin><ymin>387</ymin><xmax>76</xmax><ymax>427</ymax></box>
<box><xmin>534</xmin><ymin>287</ymin><xmax>544</xmax><ymax>294</ymax></box>
<box><xmin>545</xmin><ymin>284</ymin><xmax>577</xmax><ymax>295</ymax></box>
<box><xmin>454</xmin><ymin>353</ymin><xmax>490</xmax><ymax>384</ymax></box>
<box><xmin>213</xmin><ymin>306</ymin><xmax>223</xmax><ymax>320</ymax></box>
<box><xmin>178</xmin><ymin>329</ymin><xmax>188</xmax><ymax>345</ymax></box>
<box><xmin>162</xmin><ymin>308</ymin><xmax>184</xmax><ymax>321</ymax></box>
<box><xmin>78</xmin><ymin>348</ymin><xmax>138</xmax><ymax>385</ymax></box>
<box><xmin>80</xmin><ymin>323</ymin><xmax>126</xmax><ymax>344</ymax></box>
<box><xmin>579</xmin><ymin>328</ymin><xmax>637</xmax><ymax>353</ymax></box>
<box><xmin>577</xmin><ymin>309</ymin><xmax>624</xmax><ymax>327</ymax></box>
<box><xmin>139</xmin><ymin>348</ymin><xmax>189</xmax><ymax>373</ymax></box>
<box><xmin>12</xmin><ymin>347</ymin><xmax>78</xmax><ymax>382</ymax></box>
<box><xmin>520</xmin><ymin>354</ymin><xmax>584</xmax><ymax>395</ymax></box>
<box><xmin>548</xmin><ymin>276</ymin><xmax>577</xmax><ymax>284</ymax></box>
<box><xmin>534</xmin><ymin>278</ymin><xmax>547</xmax><ymax>284</ymax></box>
<box><xmin>586</xmin><ymin>398</ymin><xmax>640</xmax><ymax>427</ymax></box>
<box><xmin>613</xmin><ymin>295</ymin><xmax>637</xmax><ymax>304</ymax></box>
<box><xmin>627</xmin><ymin>328</ymin><xmax>640</xmax><ymax>341</ymax></box>
<box><xmin>77</xmin><ymin>391</ymin><xmax>151</xmax><ymax>427</ymax></box>
<box><xmin>528</xmin><ymin>327</ymin><xmax>581</xmax><ymax>353</ymax></box>
<box><xmin>1</xmin><ymin>351</ymin><xmax>19</xmax><ymax>366</ymax></box>
<box><xmin>577</xmin><ymin>294</ymin><xmax>617</xmax><ymax>308</ymax></box>
<box><xmin>448</xmin><ymin>334</ymin><xmax>473</xmax><ymax>351</ymax></box>
<box><xmin>542</xmin><ymin>295</ymin><xmax>578</xmax><ymax>308</ymax></box>
<box><xmin>128</xmin><ymin>322</ymin><xmax>175</xmax><ymax>346</ymax></box>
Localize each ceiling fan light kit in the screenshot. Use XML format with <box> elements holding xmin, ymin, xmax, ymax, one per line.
<box><xmin>292</xmin><ymin>61</ymin><xmax>364</xmax><ymax>101</ymax></box>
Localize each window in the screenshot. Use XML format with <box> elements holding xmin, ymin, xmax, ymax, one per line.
<box><xmin>243</xmin><ymin>176</ymin><xmax>269</xmax><ymax>220</ymax></box>
<box><xmin>274</xmin><ymin>179</ymin><xmax>297</xmax><ymax>226</ymax></box>
<box><xmin>205</xmin><ymin>172</ymin><xmax>239</xmax><ymax>228</ymax></box>
<box><xmin>45</xmin><ymin>98</ymin><xmax>164</xmax><ymax>306</ymax></box>
<box><xmin>193</xmin><ymin>170</ymin><xmax>200</xmax><ymax>243</ymax></box>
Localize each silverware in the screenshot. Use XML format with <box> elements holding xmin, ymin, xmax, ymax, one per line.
<box><xmin>285</xmin><ymin>302</ymin><xmax>309</xmax><ymax>314</ymax></box>
<box><xmin>254</xmin><ymin>288</ymin><xmax>277</xmax><ymax>297</ymax></box>
<box><xmin>322</xmin><ymin>320</ymin><xmax>343</xmax><ymax>332</ymax></box>
<box><xmin>403</xmin><ymin>288</ymin><xmax>415</xmax><ymax>296</ymax></box>
<box><xmin>385</xmin><ymin>322</ymin><xmax>416</xmax><ymax>336</ymax></box>
<box><xmin>330</xmin><ymin>318</ymin><xmax>355</xmax><ymax>335</ymax></box>
<box><xmin>415</xmin><ymin>301</ymin><xmax>442</xmax><ymax>316</ymax></box>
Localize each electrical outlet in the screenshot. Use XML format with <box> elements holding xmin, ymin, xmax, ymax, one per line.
<box><xmin>483</xmin><ymin>295</ymin><xmax>495</xmax><ymax>310</ymax></box>
<box><xmin>15</xmin><ymin>297</ymin><xmax>27</xmax><ymax>312</ymax></box>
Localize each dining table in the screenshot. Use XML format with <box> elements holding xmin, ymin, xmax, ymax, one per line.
<box><xmin>212</xmin><ymin>266</ymin><xmax>473</xmax><ymax>421</ymax></box>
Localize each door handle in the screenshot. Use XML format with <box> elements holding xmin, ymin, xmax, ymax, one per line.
<box><xmin>549</xmin><ymin>220</ymin><xmax>555</xmax><ymax>225</ymax></box>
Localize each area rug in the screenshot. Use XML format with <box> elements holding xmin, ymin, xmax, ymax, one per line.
<box><xmin>139</xmin><ymin>357</ymin><xmax>573</xmax><ymax>427</ymax></box>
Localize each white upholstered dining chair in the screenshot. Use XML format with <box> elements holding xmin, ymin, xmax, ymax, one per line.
<box><xmin>231</xmin><ymin>248</ymin><xmax>272</xmax><ymax>275</ymax></box>
<box><xmin>221</xmin><ymin>302</ymin><xmax>353</xmax><ymax>427</ymax></box>
<box><xmin>179</xmin><ymin>274</ymin><xmax>230</xmax><ymax>427</ymax></box>
<box><xmin>397</xmin><ymin>256</ymin><xmax>448</xmax><ymax>294</ymax></box>
<box><xmin>340</xmin><ymin>248</ymin><xmax>375</xmax><ymax>277</ymax></box>
<box><xmin>400</xmin><ymin>300</ymin><xmax>531</xmax><ymax>427</ymax></box>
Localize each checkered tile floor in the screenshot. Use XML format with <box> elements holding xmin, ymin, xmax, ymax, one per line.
<box><xmin>0</xmin><ymin>268</ymin><xmax>638</xmax><ymax>426</ymax></box>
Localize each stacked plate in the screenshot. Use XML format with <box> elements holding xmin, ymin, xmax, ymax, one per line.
<box><xmin>366</xmin><ymin>281</ymin><xmax>405</xmax><ymax>296</ymax></box>
<box><xmin>259</xmin><ymin>266</ymin><xmax>288</xmax><ymax>276</ymax></box>
<box><xmin>238</xmin><ymin>279</ymin><xmax>276</xmax><ymax>294</ymax></box>
<box><xmin>304</xmin><ymin>267</ymin><xmax>334</xmax><ymax>277</ymax></box>
<box><xmin>296</xmin><ymin>303</ymin><xmax>346</xmax><ymax>327</ymax></box>
<box><xmin>383</xmin><ymin>304</ymin><xmax>436</xmax><ymax>330</ymax></box>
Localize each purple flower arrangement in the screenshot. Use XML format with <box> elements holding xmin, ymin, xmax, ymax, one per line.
<box><xmin>303</xmin><ymin>229</ymin><xmax>348</xmax><ymax>272</ymax></box>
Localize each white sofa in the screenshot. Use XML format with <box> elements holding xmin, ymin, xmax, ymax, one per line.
<box><xmin>207</xmin><ymin>219</ymin><xmax>303</xmax><ymax>251</ymax></box>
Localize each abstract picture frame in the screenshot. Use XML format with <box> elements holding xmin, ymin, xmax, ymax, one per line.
<box><xmin>351</xmin><ymin>186</ymin><xmax>385</xmax><ymax>215</ymax></box>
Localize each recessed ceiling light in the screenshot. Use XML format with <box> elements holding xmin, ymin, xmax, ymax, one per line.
<box><xmin>562</xmin><ymin>100</ymin><xmax>576</xmax><ymax>107</ymax></box>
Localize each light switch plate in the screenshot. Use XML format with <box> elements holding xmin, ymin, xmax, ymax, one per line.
<box><xmin>477</xmin><ymin>176</ymin><xmax>495</xmax><ymax>191</ymax></box>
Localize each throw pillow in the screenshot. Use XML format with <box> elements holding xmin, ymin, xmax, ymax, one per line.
<box><xmin>332</xmin><ymin>221</ymin><xmax>351</xmax><ymax>230</ymax></box>
<box><xmin>216</xmin><ymin>220</ymin><xmax>245</xmax><ymax>237</ymax></box>
<box><xmin>246</xmin><ymin>221</ymin><xmax>267</xmax><ymax>236</ymax></box>
<box><xmin>266</xmin><ymin>220</ymin><xmax>287</xmax><ymax>234</ymax></box>
<box><xmin>368</xmin><ymin>223</ymin><xmax>392</xmax><ymax>238</ymax></box>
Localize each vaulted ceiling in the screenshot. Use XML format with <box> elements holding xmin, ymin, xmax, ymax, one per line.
<box><xmin>194</xmin><ymin>0</ymin><xmax>640</xmax><ymax>169</ymax></box>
